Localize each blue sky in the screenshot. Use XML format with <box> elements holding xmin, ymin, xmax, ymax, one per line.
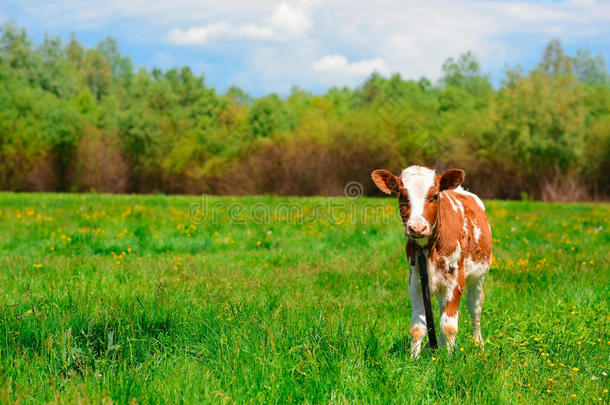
<box><xmin>1</xmin><ymin>0</ymin><xmax>609</xmax><ymax>96</ymax></box>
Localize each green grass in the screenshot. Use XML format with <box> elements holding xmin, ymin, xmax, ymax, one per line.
<box><xmin>0</xmin><ymin>193</ymin><xmax>608</xmax><ymax>404</ymax></box>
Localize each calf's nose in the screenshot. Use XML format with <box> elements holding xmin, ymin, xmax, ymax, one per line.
<box><xmin>408</xmin><ymin>223</ymin><xmax>428</xmax><ymax>235</ymax></box>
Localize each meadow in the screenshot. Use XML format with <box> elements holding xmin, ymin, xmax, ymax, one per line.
<box><xmin>0</xmin><ymin>192</ymin><xmax>608</xmax><ymax>403</ymax></box>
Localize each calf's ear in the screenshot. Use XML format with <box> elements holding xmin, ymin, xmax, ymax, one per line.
<box><xmin>371</xmin><ymin>169</ymin><xmax>400</xmax><ymax>195</ymax></box>
<box><xmin>439</xmin><ymin>169</ymin><xmax>465</xmax><ymax>191</ymax></box>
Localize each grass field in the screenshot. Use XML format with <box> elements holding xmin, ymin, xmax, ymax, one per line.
<box><xmin>0</xmin><ymin>193</ymin><xmax>608</xmax><ymax>403</ymax></box>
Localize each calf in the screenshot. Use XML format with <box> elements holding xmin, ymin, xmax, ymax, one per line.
<box><xmin>371</xmin><ymin>166</ymin><xmax>492</xmax><ymax>358</ymax></box>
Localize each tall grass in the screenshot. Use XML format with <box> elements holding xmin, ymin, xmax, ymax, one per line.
<box><xmin>0</xmin><ymin>193</ymin><xmax>608</xmax><ymax>403</ymax></box>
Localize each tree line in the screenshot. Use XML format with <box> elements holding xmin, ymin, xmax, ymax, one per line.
<box><xmin>1</xmin><ymin>22</ymin><xmax>608</xmax><ymax>200</ymax></box>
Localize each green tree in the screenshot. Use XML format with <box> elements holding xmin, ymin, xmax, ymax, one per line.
<box><xmin>248</xmin><ymin>94</ymin><xmax>297</xmax><ymax>137</ymax></box>
<box><xmin>572</xmin><ymin>49</ymin><xmax>609</xmax><ymax>84</ymax></box>
<box><xmin>441</xmin><ymin>52</ymin><xmax>493</xmax><ymax>99</ymax></box>
<box><xmin>537</xmin><ymin>38</ymin><xmax>572</xmax><ymax>77</ymax></box>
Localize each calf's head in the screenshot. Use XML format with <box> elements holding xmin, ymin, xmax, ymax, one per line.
<box><xmin>371</xmin><ymin>166</ymin><xmax>464</xmax><ymax>239</ymax></box>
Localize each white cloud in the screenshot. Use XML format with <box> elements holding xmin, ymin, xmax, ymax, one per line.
<box><xmin>167</xmin><ymin>23</ymin><xmax>275</xmax><ymax>45</ymax></box>
<box><xmin>166</xmin><ymin>2</ymin><xmax>312</xmax><ymax>45</ymax></box>
<box><xmin>4</xmin><ymin>0</ymin><xmax>609</xmax><ymax>94</ymax></box>
<box><xmin>268</xmin><ymin>2</ymin><xmax>312</xmax><ymax>36</ymax></box>
<box><xmin>309</xmin><ymin>0</ymin><xmax>610</xmax><ymax>86</ymax></box>
<box><xmin>313</xmin><ymin>54</ymin><xmax>389</xmax><ymax>76</ymax></box>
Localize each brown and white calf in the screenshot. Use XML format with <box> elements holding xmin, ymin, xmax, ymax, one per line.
<box><xmin>372</xmin><ymin>166</ymin><xmax>492</xmax><ymax>358</ymax></box>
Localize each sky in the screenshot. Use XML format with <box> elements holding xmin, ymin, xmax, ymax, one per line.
<box><xmin>1</xmin><ymin>0</ymin><xmax>609</xmax><ymax>96</ymax></box>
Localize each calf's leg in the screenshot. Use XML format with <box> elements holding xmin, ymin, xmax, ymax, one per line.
<box><xmin>467</xmin><ymin>277</ymin><xmax>485</xmax><ymax>348</ymax></box>
<box><xmin>436</xmin><ymin>294</ymin><xmax>446</xmax><ymax>347</ymax></box>
<box><xmin>408</xmin><ymin>269</ymin><xmax>427</xmax><ymax>359</ymax></box>
<box><xmin>439</xmin><ymin>285</ymin><xmax>463</xmax><ymax>351</ymax></box>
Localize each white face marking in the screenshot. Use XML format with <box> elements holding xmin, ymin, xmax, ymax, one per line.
<box><xmin>401</xmin><ymin>166</ymin><xmax>435</xmax><ymax>231</ymax></box>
